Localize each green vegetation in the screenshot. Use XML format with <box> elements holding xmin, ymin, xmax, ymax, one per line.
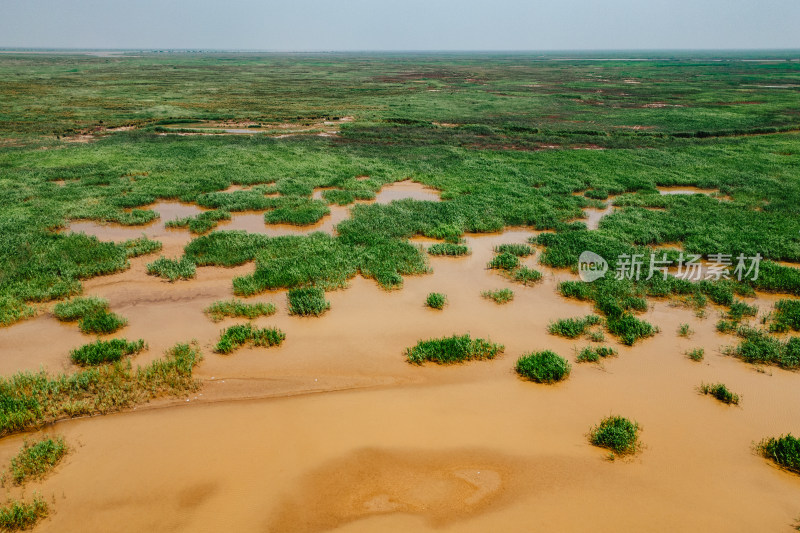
<box><xmin>687</xmin><ymin>348</ymin><xmax>705</xmax><ymax>362</ymax></box>
<box><xmin>488</xmin><ymin>252</ymin><xmax>519</xmax><ymax>271</ymax></box>
<box><xmin>771</xmin><ymin>299</ymin><xmax>800</xmax><ymax>333</ymax></box>
<box><xmin>204</xmin><ymin>299</ymin><xmax>277</xmax><ymax>322</ymax></box>
<box><xmin>606</xmin><ymin>313</ymin><xmax>658</xmax><ymax>346</ymax></box>
<box><xmin>577</xmin><ymin>346</ymin><xmax>618</xmax><ymax>363</ymax></box>
<box><xmin>0</xmin><ymin>343</ymin><xmax>200</xmax><ymax>436</ymax></box>
<box><xmin>70</xmin><ymin>338</ymin><xmax>146</xmax><ymax>366</ymax></box>
<box><xmin>726</xmin><ymin>300</ymin><xmax>757</xmax><ymax>321</ymax></box>
<box><xmin>678</xmin><ymin>323</ymin><xmax>692</xmax><ymax>337</ymax></box>
<box><xmin>146</xmin><ymin>256</ymin><xmax>196</xmax><ymax>281</ymax></box>
<box><xmin>9</xmin><ymin>437</ymin><xmax>68</xmax><ymax>485</ymax></box>
<box><xmin>165</xmin><ymin>210</ymin><xmax>231</xmax><ymax>234</ymax></box>
<box><xmin>515</xmin><ymin>350</ymin><xmax>571</xmax><ymax>383</ymax></box>
<box><xmin>121</xmin><ymin>236</ymin><xmax>163</xmax><ymax>257</ymax></box>
<box><xmin>727</xmin><ymin>327</ymin><xmax>800</xmax><ymax>369</ymax></box>
<box><xmin>0</xmin><ymin>497</ymin><xmax>48</xmax><ymax>531</ymax></box>
<box><xmin>511</xmin><ymin>266</ymin><xmax>542</xmax><ymax>285</ymax></box>
<box><xmin>406</xmin><ymin>334</ymin><xmax>504</xmax><ymax>365</ymax></box>
<box><xmin>0</xmin><ymin>297</ymin><xmax>36</xmax><ymax>327</ymax></box>
<box><xmin>589</xmin><ymin>415</ymin><xmax>641</xmax><ymax>456</ymax></box>
<box><xmin>481</xmin><ymin>288</ymin><xmax>514</xmax><ymax>304</ymax></box>
<box><xmin>548</xmin><ymin>315</ymin><xmax>602</xmax><ymax>339</ymax></box>
<box><xmin>287</xmin><ymin>287</ymin><xmax>330</xmax><ymax>316</ymax></box>
<box><xmin>214</xmin><ymin>324</ymin><xmax>285</xmax><ymax>354</ymax></box>
<box><xmin>758</xmin><ymin>434</ymin><xmax>800</xmax><ymax>475</ymax></box>
<box><xmin>265</xmin><ymin>198</ymin><xmax>329</xmax><ymax>225</ymax></box>
<box><xmin>425</xmin><ymin>292</ymin><xmax>447</xmax><ymax>310</ymax></box>
<box><xmin>53</xmin><ymin>296</ymin><xmax>128</xmax><ymax>334</ymax></box>
<box><xmin>494</xmin><ymin>243</ymin><xmax>532</xmax><ymax>257</ymax></box>
<box><xmin>427</xmin><ymin>243</ymin><xmax>470</xmax><ymax>256</ymax></box>
<box><xmin>699</xmin><ymin>382</ymin><xmax>740</xmax><ymax>405</ymax></box>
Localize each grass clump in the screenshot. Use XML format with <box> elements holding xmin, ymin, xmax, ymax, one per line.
<box><xmin>214</xmin><ymin>324</ymin><xmax>285</xmax><ymax>354</ymax></box>
<box><xmin>515</xmin><ymin>350</ymin><xmax>571</xmax><ymax>383</ymax></box>
<box><xmin>606</xmin><ymin>313</ymin><xmax>658</xmax><ymax>346</ymax></box>
<box><xmin>53</xmin><ymin>296</ymin><xmax>108</xmax><ymax>321</ymax></box>
<box><xmin>727</xmin><ymin>327</ymin><xmax>800</xmax><ymax>368</ymax></box>
<box><xmin>9</xmin><ymin>437</ymin><xmax>68</xmax><ymax>485</ymax></box>
<box><xmin>204</xmin><ymin>299</ymin><xmax>276</xmax><ymax>322</ymax></box>
<box><xmin>70</xmin><ymin>338</ymin><xmax>146</xmax><ymax>366</ymax></box>
<box><xmin>699</xmin><ymin>382</ymin><xmax>740</xmax><ymax>405</ymax></box>
<box><xmin>577</xmin><ymin>346</ymin><xmax>618</xmax><ymax>363</ymax></box>
<box><xmin>717</xmin><ymin>319</ymin><xmax>739</xmax><ymax>334</ymax></box>
<box><xmin>0</xmin><ymin>497</ymin><xmax>48</xmax><ymax>531</ymax></box>
<box><xmin>165</xmin><ymin>210</ymin><xmax>231</xmax><ymax>234</ymax></box>
<box><xmin>265</xmin><ymin>198</ymin><xmax>329</xmax><ymax>225</ymax></box>
<box><xmin>758</xmin><ymin>434</ymin><xmax>800</xmax><ymax>475</ymax></box>
<box><xmin>146</xmin><ymin>256</ymin><xmax>196</xmax><ymax>281</ymax></box>
<box><xmin>426</xmin><ymin>292</ymin><xmax>446</xmax><ymax>310</ymax></box>
<box><xmin>771</xmin><ymin>299</ymin><xmax>800</xmax><ymax>333</ymax></box>
<box><xmin>726</xmin><ymin>300</ymin><xmax>757</xmax><ymax>321</ymax></box>
<box><xmin>428</xmin><ymin>243</ymin><xmax>470</xmax><ymax>256</ymax></box>
<box><xmin>0</xmin><ymin>297</ymin><xmax>36</xmax><ymax>327</ymax></box>
<box><xmin>481</xmin><ymin>288</ymin><xmax>514</xmax><ymax>304</ymax></box>
<box><xmin>548</xmin><ymin>315</ymin><xmax>601</xmax><ymax>339</ymax></box>
<box><xmin>287</xmin><ymin>287</ymin><xmax>330</xmax><ymax>317</ymax></box>
<box><xmin>121</xmin><ymin>236</ymin><xmax>163</xmax><ymax>258</ymax></box>
<box><xmin>487</xmin><ymin>252</ymin><xmax>519</xmax><ymax>270</ymax></box>
<box><xmin>678</xmin><ymin>323</ymin><xmax>692</xmax><ymax>337</ymax></box>
<box><xmin>0</xmin><ymin>343</ymin><xmax>201</xmax><ymax>436</ymax></box>
<box><xmin>406</xmin><ymin>334</ymin><xmax>504</xmax><ymax>365</ymax></box>
<box><xmin>78</xmin><ymin>309</ymin><xmax>127</xmax><ymax>334</ymax></box>
<box><xmin>494</xmin><ymin>243</ymin><xmax>532</xmax><ymax>257</ymax></box>
<box><xmin>686</xmin><ymin>347</ymin><xmax>705</xmax><ymax>361</ymax></box>
<box><xmin>589</xmin><ymin>415</ymin><xmax>640</xmax><ymax>456</ymax></box>
<box><xmin>511</xmin><ymin>266</ymin><xmax>542</xmax><ymax>285</ymax></box>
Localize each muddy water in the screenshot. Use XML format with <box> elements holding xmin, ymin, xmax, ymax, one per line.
<box><xmin>658</xmin><ymin>186</ymin><xmax>718</xmax><ymax>196</ymax></box>
<box><xmin>375</xmin><ymin>180</ymin><xmax>441</xmax><ymax>204</ymax></box>
<box><xmin>7</xmin><ymin>219</ymin><xmax>800</xmax><ymax>530</ymax></box>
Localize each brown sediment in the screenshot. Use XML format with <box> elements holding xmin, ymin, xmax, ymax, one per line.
<box><xmin>657</xmin><ymin>186</ymin><xmax>719</xmax><ymax>196</ymax></box>
<box><xmin>374</xmin><ymin>180</ymin><xmax>441</xmax><ymax>204</ymax></box>
<box><xmin>5</xmin><ymin>225</ymin><xmax>800</xmax><ymax>531</ymax></box>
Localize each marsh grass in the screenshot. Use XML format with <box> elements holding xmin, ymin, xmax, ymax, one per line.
<box><xmin>577</xmin><ymin>346</ymin><xmax>618</xmax><ymax>363</ymax></box>
<box><xmin>287</xmin><ymin>287</ymin><xmax>330</xmax><ymax>317</ymax></box>
<box><xmin>427</xmin><ymin>243</ymin><xmax>470</xmax><ymax>256</ymax></box>
<box><xmin>165</xmin><ymin>210</ymin><xmax>231</xmax><ymax>234</ymax></box>
<box><xmin>204</xmin><ymin>299</ymin><xmax>276</xmax><ymax>322</ymax></box>
<box><xmin>511</xmin><ymin>266</ymin><xmax>542</xmax><ymax>285</ymax></box>
<box><xmin>122</xmin><ymin>236</ymin><xmax>163</xmax><ymax>257</ymax></box>
<box><xmin>214</xmin><ymin>324</ymin><xmax>285</xmax><ymax>354</ymax></box>
<box><xmin>426</xmin><ymin>292</ymin><xmax>447</xmax><ymax>310</ymax></box>
<box><xmin>686</xmin><ymin>348</ymin><xmax>705</xmax><ymax>361</ymax></box>
<box><xmin>78</xmin><ymin>309</ymin><xmax>128</xmax><ymax>335</ymax></box>
<box><xmin>0</xmin><ymin>343</ymin><xmax>200</xmax><ymax>436</ymax></box>
<box><xmin>548</xmin><ymin>315</ymin><xmax>602</xmax><ymax>339</ymax></box>
<box><xmin>9</xmin><ymin>437</ymin><xmax>68</xmax><ymax>485</ymax></box>
<box><xmin>487</xmin><ymin>252</ymin><xmax>519</xmax><ymax>271</ymax></box>
<box><xmin>589</xmin><ymin>415</ymin><xmax>641</xmax><ymax>456</ymax></box>
<box><xmin>717</xmin><ymin>320</ymin><xmax>739</xmax><ymax>334</ymax></box>
<box><xmin>70</xmin><ymin>338</ymin><xmax>146</xmax><ymax>366</ymax></box>
<box><xmin>494</xmin><ymin>244</ymin><xmax>532</xmax><ymax>257</ymax></box>
<box><xmin>727</xmin><ymin>327</ymin><xmax>800</xmax><ymax>369</ymax></box>
<box><xmin>0</xmin><ymin>496</ymin><xmax>48</xmax><ymax>531</ymax></box>
<box><xmin>758</xmin><ymin>434</ymin><xmax>800</xmax><ymax>475</ymax></box>
<box><xmin>146</xmin><ymin>256</ymin><xmax>196</xmax><ymax>281</ymax></box>
<box><xmin>405</xmin><ymin>334</ymin><xmax>504</xmax><ymax>365</ymax></box>
<box><xmin>53</xmin><ymin>296</ymin><xmax>108</xmax><ymax>322</ymax></box>
<box><xmin>606</xmin><ymin>313</ymin><xmax>658</xmax><ymax>346</ymax></box>
<box><xmin>699</xmin><ymin>382</ymin><xmax>740</xmax><ymax>405</ymax></box>
<box><xmin>515</xmin><ymin>350</ymin><xmax>571</xmax><ymax>382</ymax></box>
<box><xmin>727</xmin><ymin>300</ymin><xmax>758</xmax><ymax>321</ymax></box>
<box><xmin>678</xmin><ymin>323</ymin><xmax>693</xmax><ymax>337</ymax></box>
<box><xmin>0</xmin><ymin>297</ymin><xmax>36</xmax><ymax>328</ymax></box>
<box><xmin>481</xmin><ymin>288</ymin><xmax>514</xmax><ymax>304</ymax></box>
<box><xmin>265</xmin><ymin>198</ymin><xmax>329</xmax><ymax>225</ymax></box>
<box><xmin>771</xmin><ymin>299</ymin><xmax>800</xmax><ymax>333</ymax></box>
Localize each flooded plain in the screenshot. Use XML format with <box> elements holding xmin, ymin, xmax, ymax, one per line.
<box><xmin>3</xmin><ymin>184</ymin><xmax>800</xmax><ymax>532</ymax></box>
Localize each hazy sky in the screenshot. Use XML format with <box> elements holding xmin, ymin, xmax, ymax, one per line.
<box><xmin>2</xmin><ymin>0</ymin><xmax>798</xmax><ymax>50</ymax></box>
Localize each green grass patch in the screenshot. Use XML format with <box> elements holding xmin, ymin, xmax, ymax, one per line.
<box><xmin>146</xmin><ymin>256</ymin><xmax>196</xmax><ymax>281</ymax></box>
<box><xmin>78</xmin><ymin>309</ymin><xmax>127</xmax><ymax>334</ymax></box>
<box><xmin>9</xmin><ymin>436</ymin><xmax>68</xmax><ymax>485</ymax></box>
<box><xmin>699</xmin><ymin>382</ymin><xmax>740</xmax><ymax>405</ymax></box>
<box><xmin>515</xmin><ymin>350</ymin><xmax>571</xmax><ymax>383</ymax></box>
<box><xmin>548</xmin><ymin>315</ymin><xmax>602</xmax><ymax>338</ymax></box>
<box><xmin>481</xmin><ymin>288</ymin><xmax>514</xmax><ymax>304</ymax></box>
<box><xmin>0</xmin><ymin>343</ymin><xmax>200</xmax><ymax>436</ymax></box>
<box><xmin>165</xmin><ymin>210</ymin><xmax>231</xmax><ymax>234</ymax></box>
<box><xmin>726</xmin><ymin>300</ymin><xmax>758</xmax><ymax>321</ymax></box>
<box><xmin>406</xmin><ymin>334</ymin><xmax>504</xmax><ymax>365</ymax></box>
<box><xmin>589</xmin><ymin>415</ymin><xmax>641</xmax><ymax>456</ymax></box>
<box><xmin>204</xmin><ymin>299</ymin><xmax>276</xmax><ymax>322</ymax></box>
<box><xmin>427</xmin><ymin>243</ymin><xmax>470</xmax><ymax>256</ymax></box>
<box><xmin>727</xmin><ymin>327</ymin><xmax>800</xmax><ymax>368</ymax></box>
<box><xmin>0</xmin><ymin>496</ymin><xmax>48</xmax><ymax>531</ymax></box>
<box><xmin>122</xmin><ymin>236</ymin><xmax>163</xmax><ymax>258</ymax></box>
<box><xmin>214</xmin><ymin>324</ymin><xmax>286</xmax><ymax>354</ymax></box>
<box><xmin>606</xmin><ymin>313</ymin><xmax>658</xmax><ymax>346</ymax></box>
<box><xmin>426</xmin><ymin>292</ymin><xmax>446</xmax><ymax>310</ymax></box>
<box><xmin>577</xmin><ymin>345</ymin><xmax>618</xmax><ymax>363</ymax></box>
<box><xmin>758</xmin><ymin>434</ymin><xmax>800</xmax><ymax>475</ymax></box>
<box><xmin>487</xmin><ymin>252</ymin><xmax>520</xmax><ymax>270</ymax></box>
<box><xmin>287</xmin><ymin>287</ymin><xmax>330</xmax><ymax>317</ymax></box>
<box><xmin>0</xmin><ymin>297</ymin><xmax>36</xmax><ymax>327</ymax></box>
<box><xmin>53</xmin><ymin>296</ymin><xmax>108</xmax><ymax>321</ymax></box>
<box><xmin>686</xmin><ymin>347</ymin><xmax>705</xmax><ymax>361</ymax></box>
<box><xmin>771</xmin><ymin>299</ymin><xmax>800</xmax><ymax>333</ymax></box>
<box><xmin>494</xmin><ymin>243</ymin><xmax>533</xmax><ymax>257</ymax></box>
<box><xmin>510</xmin><ymin>266</ymin><xmax>542</xmax><ymax>285</ymax></box>
<box><xmin>70</xmin><ymin>338</ymin><xmax>146</xmax><ymax>366</ymax></box>
<box><xmin>678</xmin><ymin>323</ymin><xmax>693</xmax><ymax>337</ymax></box>
<box><xmin>265</xmin><ymin>198</ymin><xmax>329</xmax><ymax>225</ymax></box>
